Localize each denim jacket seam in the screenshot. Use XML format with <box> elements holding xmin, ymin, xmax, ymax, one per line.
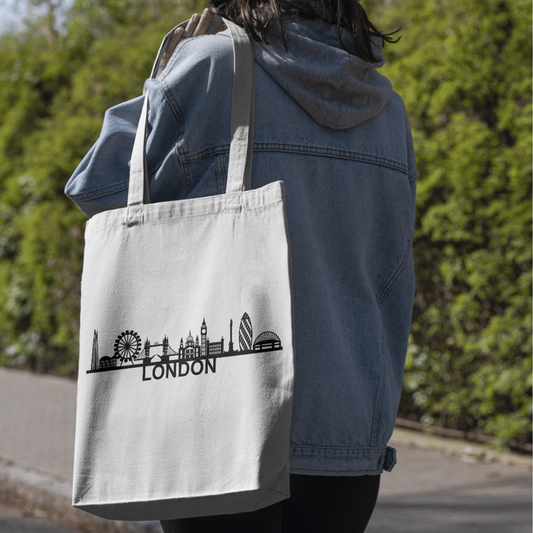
<box><xmin>68</xmin><ymin>181</ymin><xmax>129</xmax><ymax>201</ymax></box>
<box><xmin>176</xmin><ymin>144</ymin><xmax>192</xmax><ymax>194</ymax></box>
<box><xmin>408</xmin><ymin>170</ymin><xmax>418</xmax><ymax>184</ymax></box>
<box><xmin>370</xmin><ymin>328</ymin><xmax>387</xmax><ymax>446</ymax></box>
<box><xmin>215</xmin><ymin>154</ymin><xmax>227</xmax><ymax>193</ymax></box>
<box><xmin>161</xmin><ymin>77</ymin><xmax>185</xmax><ymax>129</ymax></box>
<box><xmin>151</xmin><ymin>78</ymin><xmax>190</xmax><ymax>195</ymax></box>
<box><xmin>377</xmin><ymin>231</ymin><xmax>413</xmax><ymax>307</ymax></box>
<box><xmin>369</xmin><ymin>232</ymin><xmax>414</xmax><ymax>447</ymax></box>
<box><xmin>370</xmin><ymin>323</ymin><xmax>387</xmax><ymax>447</ymax></box>
<box><xmin>174</xmin><ymin>142</ymin><xmax>191</xmax><ymax>194</ymax></box>
<box><xmin>252</xmin><ymin>144</ymin><xmax>408</xmax><ymax>173</ymax></box>
<box><xmin>181</xmin><ymin>142</ymin><xmax>408</xmax><ymax>174</ymax></box>
<box><xmin>180</xmin><ymin>145</ymin><xmax>230</xmax><ymax>163</ymax></box>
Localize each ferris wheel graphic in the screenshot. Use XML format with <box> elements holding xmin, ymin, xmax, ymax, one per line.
<box><xmin>113</xmin><ymin>330</ymin><xmax>142</xmax><ymax>364</ymax></box>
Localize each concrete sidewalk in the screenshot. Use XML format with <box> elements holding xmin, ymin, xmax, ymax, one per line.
<box><xmin>1</xmin><ymin>367</ymin><xmax>531</xmax><ymax>532</ymax></box>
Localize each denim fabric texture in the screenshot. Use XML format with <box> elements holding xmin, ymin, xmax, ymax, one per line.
<box><xmin>65</xmin><ymin>18</ymin><xmax>417</xmax><ymax>476</ymax></box>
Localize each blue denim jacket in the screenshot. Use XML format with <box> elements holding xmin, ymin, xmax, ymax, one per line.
<box><xmin>66</xmin><ymin>19</ymin><xmax>417</xmax><ymax>476</ymax></box>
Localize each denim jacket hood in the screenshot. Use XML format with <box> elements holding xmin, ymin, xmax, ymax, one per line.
<box><xmin>248</xmin><ymin>19</ymin><xmax>393</xmax><ymax>129</ymax></box>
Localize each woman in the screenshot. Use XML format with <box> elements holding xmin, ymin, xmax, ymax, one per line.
<box><xmin>66</xmin><ymin>1</ymin><xmax>417</xmax><ymax>531</ymax></box>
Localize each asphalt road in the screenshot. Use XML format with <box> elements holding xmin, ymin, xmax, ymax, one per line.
<box><xmin>366</xmin><ymin>446</ymin><xmax>532</xmax><ymax>533</ymax></box>
<box><xmin>0</xmin><ymin>502</ymin><xmax>80</xmax><ymax>533</ymax></box>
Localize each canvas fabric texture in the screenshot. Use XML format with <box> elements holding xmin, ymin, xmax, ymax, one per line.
<box><xmin>72</xmin><ymin>20</ymin><xmax>295</xmax><ymax>521</ymax></box>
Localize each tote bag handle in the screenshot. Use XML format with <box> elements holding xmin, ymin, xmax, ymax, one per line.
<box><xmin>127</xmin><ymin>18</ymin><xmax>255</xmax><ymax>208</ymax></box>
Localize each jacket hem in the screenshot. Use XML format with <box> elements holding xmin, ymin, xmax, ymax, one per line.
<box><xmin>289</xmin><ymin>445</ymin><xmax>396</xmax><ymax>476</ymax></box>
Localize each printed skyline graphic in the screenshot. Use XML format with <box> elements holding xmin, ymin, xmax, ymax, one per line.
<box><xmin>87</xmin><ymin>312</ymin><xmax>282</xmax><ymax>374</ymax></box>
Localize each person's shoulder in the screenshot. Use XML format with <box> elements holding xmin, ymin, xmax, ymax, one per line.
<box><xmin>157</xmin><ymin>31</ymin><xmax>235</xmax><ymax>126</ymax></box>
<box><xmin>387</xmin><ymin>91</ymin><xmax>417</xmax><ymax>180</ymax></box>
<box><xmin>383</xmin><ymin>90</ymin><xmax>412</xmax><ymax>130</ymax></box>
<box><xmin>160</xmin><ymin>31</ymin><xmax>234</xmax><ymax>81</ymax></box>
<box><xmin>382</xmin><ymin>89</ymin><xmax>405</xmax><ymax>114</ymax></box>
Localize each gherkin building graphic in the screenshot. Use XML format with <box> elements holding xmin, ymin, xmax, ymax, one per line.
<box><xmin>239</xmin><ymin>312</ymin><xmax>253</xmax><ymax>351</ymax></box>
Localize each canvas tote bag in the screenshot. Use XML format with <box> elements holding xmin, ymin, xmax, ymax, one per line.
<box><xmin>72</xmin><ymin>20</ymin><xmax>295</xmax><ymax>521</ymax></box>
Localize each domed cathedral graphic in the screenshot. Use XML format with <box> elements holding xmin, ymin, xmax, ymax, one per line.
<box><xmin>88</xmin><ymin>311</ymin><xmax>283</xmax><ymax>375</ymax></box>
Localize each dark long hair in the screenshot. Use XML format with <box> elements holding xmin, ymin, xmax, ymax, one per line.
<box><xmin>208</xmin><ymin>0</ymin><xmax>400</xmax><ymax>63</ymax></box>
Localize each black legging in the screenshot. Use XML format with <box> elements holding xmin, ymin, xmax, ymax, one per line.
<box><xmin>160</xmin><ymin>474</ymin><xmax>380</xmax><ymax>533</ymax></box>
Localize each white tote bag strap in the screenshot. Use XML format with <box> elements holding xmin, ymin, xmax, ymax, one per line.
<box><xmin>127</xmin><ymin>19</ymin><xmax>255</xmax><ymax>207</ymax></box>
<box><xmin>128</xmin><ymin>94</ymin><xmax>151</xmax><ymax>207</ymax></box>
<box><xmin>225</xmin><ymin>19</ymin><xmax>255</xmax><ymax>193</ymax></box>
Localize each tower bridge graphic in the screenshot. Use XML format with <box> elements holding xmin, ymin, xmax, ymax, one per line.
<box><xmin>88</xmin><ymin>312</ymin><xmax>282</xmax><ymax>373</ymax></box>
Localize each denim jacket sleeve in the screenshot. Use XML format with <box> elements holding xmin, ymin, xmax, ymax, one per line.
<box><xmin>64</xmin><ymin>79</ymin><xmax>184</xmax><ymax>218</ymax></box>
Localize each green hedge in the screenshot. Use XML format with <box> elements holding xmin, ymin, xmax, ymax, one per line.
<box><xmin>365</xmin><ymin>0</ymin><xmax>532</xmax><ymax>446</ymax></box>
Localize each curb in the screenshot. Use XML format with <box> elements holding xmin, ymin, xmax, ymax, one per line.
<box><xmin>0</xmin><ymin>457</ymin><xmax>161</xmax><ymax>533</ymax></box>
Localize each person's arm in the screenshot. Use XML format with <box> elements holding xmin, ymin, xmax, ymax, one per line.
<box><xmin>65</xmin><ymin>10</ymin><xmax>227</xmax><ymax>217</ymax></box>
